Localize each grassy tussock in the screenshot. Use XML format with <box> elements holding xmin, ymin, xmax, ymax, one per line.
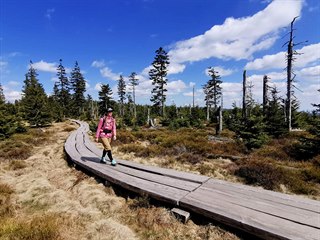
<box><xmin>0</xmin><ymin>183</ymin><xmax>15</xmax><ymax>218</ymax></box>
<box><xmin>8</xmin><ymin>160</ymin><xmax>28</xmax><ymax>170</ymax></box>
<box><xmin>0</xmin><ymin>128</ymin><xmax>52</xmax><ymax>161</ymax></box>
<box><xmin>123</xmin><ymin>197</ymin><xmax>239</xmax><ymax>240</ymax></box>
<box><xmin>0</xmin><ymin>214</ymin><xmax>61</xmax><ymax>240</ymax></box>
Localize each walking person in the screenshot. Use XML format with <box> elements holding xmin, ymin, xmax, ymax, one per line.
<box><xmin>95</xmin><ymin>108</ymin><xmax>117</xmax><ymax>166</ymax></box>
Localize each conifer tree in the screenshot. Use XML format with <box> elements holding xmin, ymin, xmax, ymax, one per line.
<box><xmin>98</xmin><ymin>84</ymin><xmax>113</xmax><ymax>116</ymax></box>
<box><xmin>312</xmin><ymin>89</ymin><xmax>320</xmax><ymax>112</ymax></box>
<box><xmin>128</xmin><ymin>72</ymin><xmax>139</xmax><ymax>118</ymax></box>
<box><xmin>203</xmin><ymin>67</ymin><xmax>222</xmax><ymax>121</ymax></box>
<box><xmin>55</xmin><ymin>59</ymin><xmax>71</xmax><ymax>118</ymax></box>
<box><xmin>265</xmin><ymin>87</ymin><xmax>286</xmax><ymax>137</ymax></box>
<box><xmin>20</xmin><ymin>62</ymin><xmax>51</xmax><ymax>126</ymax></box>
<box><xmin>117</xmin><ymin>75</ymin><xmax>126</xmax><ymax>117</ymax></box>
<box><xmin>0</xmin><ymin>84</ymin><xmax>13</xmax><ymax>139</ymax></box>
<box><xmin>0</xmin><ymin>83</ymin><xmax>5</xmax><ymax>105</ymax></box>
<box><xmin>70</xmin><ymin>61</ymin><xmax>86</xmax><ymax>117</ymax></box>
<box><xmin>149</xmin><ymin>47</ymin><xmax>169</xmax><ymax>116</ymax></box>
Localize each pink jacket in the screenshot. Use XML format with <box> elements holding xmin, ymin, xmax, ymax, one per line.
<box><xmin>95</xmin><ymin>116</ymin><xmax>116</xmax><ymax>139</ymax></box>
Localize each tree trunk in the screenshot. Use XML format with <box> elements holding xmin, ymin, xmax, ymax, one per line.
<box><xmin>242</xmin><ymin>70</ymin><xmax>247</xmax><ymax>119</ymax></box>
<box><xmin>286</xmin><ymin>17</ymin><xmax>297</xmax><ymax>132</ymax></box>
<box><xmin>263</xmin><ymin>75</ymin><xmax>268</xmax><ymax>115</ymax></box>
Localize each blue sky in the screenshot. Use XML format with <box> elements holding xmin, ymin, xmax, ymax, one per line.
<box><xmin>1</xmin><ymin>0</ymin><xmax>319</xmax><ymax>110</ymax></box>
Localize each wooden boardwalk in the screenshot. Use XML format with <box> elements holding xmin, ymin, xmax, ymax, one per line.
<box><xmin>65</xmin><ymin>121</ymin><xmax>320</xmax><ymax>240</ymax></box>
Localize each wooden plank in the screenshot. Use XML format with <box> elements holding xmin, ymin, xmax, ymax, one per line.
<box><xmin>70</xmin><ymin>159</ymin><xmax>188</xmax><ymax>205</ymax></box>
<box><xmin>110</xmin><ymin>163</ymin><xmax>200</xmax><ymax>192</ymax></box>
<box><xmin>203</xmin><ymin>179</ymin><xmax>320</xmax><ymax>213</ymax></box>
<box><xmin>188</xmin><ymin>186</ymin><xmax>319</xmax><ymax>229</ymax></box>
<box><xmin>75</xmin><ymin>131</ymin><xmax>100</xmax><ymax>163</ymax></box>
<box><xmin>118</xmin><ymin>159</ymin><xmax>209</xmax><ymax>184</ymax></box>
<box><xmin>180</xmin><ymin>189</ymin><xmax>320</xmax><ymax>240</ymax></box>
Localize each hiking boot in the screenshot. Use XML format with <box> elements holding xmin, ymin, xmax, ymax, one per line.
<box><xmin>100</xmin><ymin>157</ymin><xmax>107</xmax><ymax>164</ymax></box>
<box><xmin>111</xmin><ymin>159</ymin><xmax>117</xmax><ymax>166</ymax></box>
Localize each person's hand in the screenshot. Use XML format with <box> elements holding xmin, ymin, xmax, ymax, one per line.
<box><xmin>95</xmin><ymin>138</ymin><xmax>99</xmax><ymax>142</ymax></box>
<box><xmin>113</xmin><ymin>135</ymin><xmax>117</xmax><ymax>141</ymax></box>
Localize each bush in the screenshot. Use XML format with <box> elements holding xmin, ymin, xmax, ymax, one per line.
<box><xmin>117</xmin><ymin>131</ymin><xmax>136</xmax><ymax>144</ymax></box>
<box><xmin>235</xmin><ymin>161</ymin><xmax>283</xmax><ymax>190</ymax></box>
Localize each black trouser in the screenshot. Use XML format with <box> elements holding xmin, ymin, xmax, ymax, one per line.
<box><xmin>102</xmin><ymin>149</ymin><xmax>113</xmax><ymax>161</ymax></box>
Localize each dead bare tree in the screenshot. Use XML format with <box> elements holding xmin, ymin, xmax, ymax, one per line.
<box><xmin>242</xmin><ymin>70</ymin><xmax>247</xmax><ymax>119</ymax></box>
<box><xmin>283</xmin><ymin>16</ymin><xmax>307</xmax><ymax>131</ymax></box>
<box><xmin>263</xmin><ymin>75</ymin><xmax>270</xmax><ymax>115</ymax></box>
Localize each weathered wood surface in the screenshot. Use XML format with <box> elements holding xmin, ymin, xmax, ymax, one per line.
<box><xmin>65</xmin><ymin>121</ymin><xmax>320</xmax><ymax>240</ymax></box>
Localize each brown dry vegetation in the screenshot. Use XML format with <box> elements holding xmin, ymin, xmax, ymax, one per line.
<box><xmin>114</xmin><ymin>127</ymin><xmax>320</xmax><ymax>200</ymax></box>
<box><xmin>0</xmin><ymin>121</ymin><xmax>239</xmax><ymax>240</ymax></box>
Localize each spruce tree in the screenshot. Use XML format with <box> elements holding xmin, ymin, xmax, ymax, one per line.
<box><xmin>117</xmin><ymin>75</ymin><xmax>126</xmax><ymax>117</ymax></box>
<box><xmin>149</xmin><ymin>47</ymin><xmax>170</xmax><ymax>116</ymax></box>
<box><xmin>128</xmin><ymin>72</ymin><xmax>139</xmax><ymax>118</ymax></box>
<box><xmin>265</xmin><ymin>87</ymin><xmax>287</xmax><ymax>137</ymax></box>
<box><xmin>55</xmin><ymin>59</ymin><xmax>71</xmax><ymax>118</ymax></box>
<box><xmin>203</xmin><ymin>67</ymin><xmax>222</xmax><ymax>121</ymax></box>
<box><xmin>312</xmin><ymin>89</ymin><xmax>320</xmax><ymax>112</ymax></box>
<box><xmin>98</xmin><ymin>84</ymin><xmax>113</xmax><ymax>116</ymax></box>
<box><xmin>70</xmin><ymin>61</ymin><xmax>86</xmax><ymax>117</ymax></box>
<box><xmin>0</xmin><ymin>83</ymin><xmax>5</xmax><ymax>105</ymax></box>
<box><xmin>20</xmin><ymin>62</ymin><xmax>51</xmax><ymax>126</ymax></box>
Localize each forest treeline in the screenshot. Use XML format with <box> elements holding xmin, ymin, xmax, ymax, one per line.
<box><xmin>0</xmin><ymin>18</ymin><xmax>319</xmax><ymax>157</ymax></box>
<box><xmin>0</xmin><ymin>53</ymin><xmax>319</xmax><ymax>158</ymax></box>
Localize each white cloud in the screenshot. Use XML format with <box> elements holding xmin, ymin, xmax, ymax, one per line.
<box><xmin>0</xmin><ymin>61</ymin><xmax>8</xmax><ymax>71</ymax></box>
<box><xmin>95</xmin><ymin>83</ymin><xmax>102</xmax><ymax>91</ymax></box>
<box><xmin>3</xmin><ymin>90</ymin><xmax>22</xmax><ymax>102</ymax></box>
<box><xmin>45</xmin><ymin>8</ymin><xmax>55</xmax><ymax>20</ymax></box>
<box><xmin>91</xmin><ymin>60</ymin><xmax>105</xmax><ymax>68</ymax></box>
<box><xmin>299</xmin><ymin>65</ymin><xmax>320</xmax><ymax>80</ymax></box>
<box><xmin>168</xmin><ymin>0</ymin><xmax>303</xmax><ymax>65</ymax></box>
<box><xmin>8</xmin><ymin>81</ymin><xmax>20</xmax><ymax>86</ymax></box>
<box><xmin>100</xmin><ymin>67</ymin><xmax>121</xmax><ymax>81</ymax></box>
<box><xmin>32</xmin><ymin>60</ymin><xmax>57</xmax><ymax>73</ymax></box>
<box><xmin>167</xmin><ymin>80</ymin><xmax>187</xmax><ymax>95</ymax></box>
<box><xmin>167</xmin><ymin>62</ymin><xmax>186</xmax><ymax>75</ymax></box>
<box><xmin>245</xmin><ymin>43</ymin><xmax>320</xmax><ymax>70</ymax></box>
<box><xmin>189</xmin><ymin>82</ymin><xmax>196</xmax><ymax>87</ymax></box>
<box><xmin>205</xmin><ymin>66</ymin><xmax>234</xmax><ymax>77</ymax></box>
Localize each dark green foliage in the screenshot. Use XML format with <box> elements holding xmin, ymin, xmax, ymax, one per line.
<box><xmin>235</xmin><ymin>113</ymin><xmax>269</xmax><ymax>150</ymax></box>
<box><xmin>70</xmin><ymin>61</ymin><xmax>86</xmax><ymax>117</ymax></box>
<box><xmin>20</xmin><ymin>63</ymin><xmax>51</xmax><ymax>126</ymax></box>
<box><xmin>98</xmin><ymin>84</ymin><xmax>114</xmax><ymax>116</ymax></box>
<box><xmin>203</xmin><ymin>67</ymin><xmax>222</xmax><ymax>110</ymax></box>
<box><xmin>128</xmin><ymin>72</ymin><xmax>139</xmax><ymax>118</ymax></box>
<box><xmin>289</xmin><ymin>114</ymin><xmax>320</xmax><ymax>160</ymax></box>
<box><xmin>0</xmin><ymin>83</ymin><xmax>5</xmax><ymax>105</ymax></box>
<box><xmin>312</xmin><ymin>89</ymin><xmax>320</xmax><ymax>112</ymax></box>
<box><xmin>54</xmin><ymin>59</ymin><xmax>71</xmax><ymax>118</ymax></box>
<box><xmin>117</xmin><ymin>75</ymin><xmax>126</xmax><ymax>117</ymax></box>
<box><xmin>264</xmin><ymin>87</ymin><xmax>287</xmax><ymax>137</ymax></box>
<box><xmin>149</xmin><ymin>47</ymin><xmax>170</xmax><ymax>116</ymax></box>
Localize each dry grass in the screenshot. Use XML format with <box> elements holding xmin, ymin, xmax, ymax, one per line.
<box><xmin>121</xmin><ymin>197</ymin><xmax>239</xmax><ymax>240</ymax></box>
<box><xmin>0</xmin><ymin>121</ymin><xmax>241</xmax><ymax>240</ymax></box>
